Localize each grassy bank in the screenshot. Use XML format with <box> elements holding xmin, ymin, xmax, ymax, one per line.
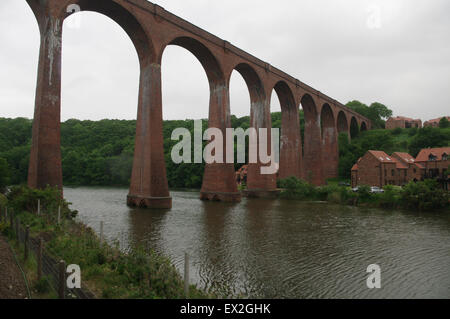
<box><xmin>278</xmin><ymin>177</ymin><xmax>450</xmax><ymax>211</ymax></box>
<box><xmin>0</xmin><ymin>186</ymin><xmax>210</xmax><ymax>299</ymax></box>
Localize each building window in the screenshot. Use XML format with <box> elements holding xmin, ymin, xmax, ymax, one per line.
<box><xmin>392</xmin><ymin>170</ymin><xmax>395</xmax><ymax>176</ymax></box>
<box><xmin>413</xmin><ymin>168</ymin><xmax>417</xmax><ymax>173</ymax></box>
<box><xmin>429</xmin><ymin>154</ymin><xmax>437</xmax><ymax>161</ymax></box>
<box><xmin>443</xmin><ymin>153</ymin><xmax>448</xmax><ymax>161</ymax></box>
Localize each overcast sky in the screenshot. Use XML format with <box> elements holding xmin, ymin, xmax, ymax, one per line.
<box><xmin>0</xmin><ymin>0</ymin><xmax>449</xmax><ymax>122</ymax></box>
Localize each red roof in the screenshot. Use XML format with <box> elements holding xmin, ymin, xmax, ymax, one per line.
<box><xmin>368</xmin><ymin>150</ymin><xmax>396</xmax><ymax>163</ymax></box>
<box><xmin>392</xmin><ymin>152</ymin><xmax>415</xmax><ymax>164</ymax></box>
<box><xmin>351</xmin><ymin>164</ymin><xmax>358</xmax><ymax>171</ymax></box>
<box><xmin>424</xmin><ymin>116</ymin><xmax>450</xmax><ymax>124</ymax></box>
<box><xmin>389</xmin><ymin>116</ymin><xmax>420</xmax><ymax>122</ymax></box>
<box><xmin>415</xmin><ymin>147</ymin><xmax>450</xmax><ymax>162</ymax></box>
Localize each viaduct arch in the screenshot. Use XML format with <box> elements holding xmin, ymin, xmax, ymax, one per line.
<box><xmin>24</xmin><ymin>0</ymin><xmax>371</xmax><ymax>209</ymax></box>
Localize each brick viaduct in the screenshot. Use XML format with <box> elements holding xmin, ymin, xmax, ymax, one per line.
<box><xmin>25</xmin><ymin>0</ymin><xmax>371</xmax><ymax>209</ymax></box>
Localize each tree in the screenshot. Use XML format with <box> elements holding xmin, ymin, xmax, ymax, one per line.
<box><xmin>439</xmin><ymin>117</ymin><xmax>450</xmax><ymax>128</ymax></box>
<box><xmin>0</xmin><ymin>157</ymin><xmax>11</xmax><ymax>193</ymax></box>
<box><xmin>346</xmin><ymin>101</ymin><xmax>393</xmax><ymax>129</ymax></box>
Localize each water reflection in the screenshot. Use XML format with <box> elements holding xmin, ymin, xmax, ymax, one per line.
<box><xmin>64</xmin><ymin>187</ymin><xmax>450</xmax><ymax>299</ymax></box>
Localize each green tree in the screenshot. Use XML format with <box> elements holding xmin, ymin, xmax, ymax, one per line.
<box><xmin>439</xmin><ymin>117</ymin><xmax>450</xmax><ymax>128</ymax></box>
<box><xmin>346</xmin><ymin>101</ymin><xmax>393</xmax><ymax>129</ymax></box>
<box><xmin>0</xmin><ymin>157</ymin><xmax>11</xmax><ymax>193</ymax></box>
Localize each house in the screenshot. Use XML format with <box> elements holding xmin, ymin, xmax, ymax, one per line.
<box><xmin>351</xmin><ymin>148</ymin><xmax>450</xmax><ymax>189</ymax></box>
<box><xmin>415</xmin><ymin>147</ymin><xmax>450</xmax><ymax>180</ymax></box>
<box><xmin>351</xmin><ymin>150</ymin><xmax>406</xmax><ymax>188</ymax></box>
<box><xmin>386</xmin><ymin>116</ymin><xmax>422</xmax><ymax>130</ymax></box>
<box><xmin>391</xmin><ymin>152</ymin><xmax>425</xmax><ymax>183</ymax></box>
<box><xmin>423</xmin><ymin>116</ymin><xmax>450</xmax><ymax>128</ymax></box>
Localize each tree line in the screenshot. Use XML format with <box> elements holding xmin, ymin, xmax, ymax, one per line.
<box><xmin>1</xmin><ymin>100</ymin><xmax>447</xmax><ymax>189</ymax></box>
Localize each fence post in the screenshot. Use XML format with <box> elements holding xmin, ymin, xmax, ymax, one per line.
<box><xmin>184</xmin><ymin>252</ymin><xmax>189</xmax><ymax>298</ymax></box>
<box><xmin>59</xmin><ymin>260</ymin><xmax>66</xmax><ymax>299</ymax></box>
<box><xmin>37</xmin><ymin>199</ymin><xmax>40</xmax><ymax>216</ymax></box>
<box><xmin>24</xmin><ymin>226</ymin><xmax>30</xmax><ymax>261</ymax></box>
<box><xmin>37</xmin><ymin>238</ymin><xmax>43</xmax><ymax>281</ymax></box>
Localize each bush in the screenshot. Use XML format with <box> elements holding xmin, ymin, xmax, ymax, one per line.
<box><xmin>278</xmin><ymin>177</ymin><xmax>316</xmax><ymax>200</ymax></box>
<box><xmin>392</xmin><ymin>127</ymin><xmax>403</xmax><ymax>135</ymax></box>
<box><xmin>401</xmin><ymin>180</ymin><xmax>449</xmax><ymax>211</ymax></box>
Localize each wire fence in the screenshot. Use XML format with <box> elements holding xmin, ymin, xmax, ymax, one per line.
<box><xmin>0</xmin><ymin>206</ymin><xmax>95</xmax><ymax>299</ymax></box>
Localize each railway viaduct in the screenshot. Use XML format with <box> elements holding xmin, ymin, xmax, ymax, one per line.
<box><xmin>25</xmin><ymin>0</ymin><xmax>371</xmax><ymax>209</ymax></box>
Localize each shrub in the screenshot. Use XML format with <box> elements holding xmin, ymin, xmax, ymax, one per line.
<box><xmin>278</xmin><ymin>177</ymin><xmax>316</xmax><ymax>200</ymax></box>
<box><xmin>401</xmin><ymin>180</ymin><xmax>449</xmax><ymax>211</ymax></box>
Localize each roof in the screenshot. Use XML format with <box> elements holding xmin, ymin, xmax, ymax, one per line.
<box><xmin>388</xmin><ymin>116</ymin><xmax>421</xmax><ymax>122</ymax></box>
<box><xmin>351</xmin><ymin>164</ymin><xmax>358</xmax><ymax>171</ymax></box>
<box><xmin>415</xmin><ymin>147</ymin><xmax>450</xmax><ymax>162</ymax></box>
<box><xmin>368</xmin><ymin>150</ymin><xmax>397</xmax><ymax>163</ymax></box>
<box><xmin>392</xmin><ymin>152</ymin><xmax>416</xmax><ymax>165</ymax></box>
<box><xmin>424</xmin><ymin>116</ymin><xmax>450</xmax><ymax>124</ymax></box>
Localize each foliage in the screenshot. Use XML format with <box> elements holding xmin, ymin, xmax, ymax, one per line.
<box><xmin>409</xmin><ymin>127</ymin><xmax>450</xmax><ymax>156</ymax></box>
<box><xmin>401</xmin><ymin>179</ymin><xmax>449</xmax><ymax>211</ymax></box>
<box><xmin>346</xmin><ymin>100</ymin><xmax>393</xmax><ymax>129</ymax></box>
<box><xmin>440</xmin><ymin>117</ymin><xmax>450</xmax><ymax>128</ymax></box>
<box><xmin>5</xmin><ymin>187</ymin><xmax>210</xmax><ymax>299</ymax></box>
<box><xmin>0</xmin><ymin>157</ymin><xmax>10</xmax><ymax>193</ymax></box>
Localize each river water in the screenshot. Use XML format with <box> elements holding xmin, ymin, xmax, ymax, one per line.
<box><xmin>64</xmin><ymin>187</ymin><xmax>450</xmax><ymax>299</ymax></box>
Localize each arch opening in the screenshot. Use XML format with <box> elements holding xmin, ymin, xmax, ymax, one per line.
<box><xmin>337</xmin><ymin>111</ymin><xmax>349</xmax><ymax>135</ymax></box>
<box><xmin>67</xmin><ymin>0</ymin><xmax>154</xmax><ymax>65</ymax></box>
<box><xmin>350</xmin><ymin>117</ymin><xmax>359</xmax><ymax>139</ymax></box>
<box><xmin>165</xmin><ymin>37</ymin><xmax>225</xmax><ymax>86</ymax></box>
<box><xmin>361</xmin><ymin>121</ymin><xmax>368</xmax><ymax>132</ymax></box>
<box><xmin>60</xmin><ymin>11</ymin><xmax>140</xmax><ymax>187</ymax></box>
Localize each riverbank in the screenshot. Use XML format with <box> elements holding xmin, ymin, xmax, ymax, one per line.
<box><xmin>1</xmin><ymin>186</ymin><xmax>211</xmax><ymax>299</ymax></box>
<box><xmin>277</xmin><ymin>177</ymin><xmax>450</xmax><ymax>212</ymax></box>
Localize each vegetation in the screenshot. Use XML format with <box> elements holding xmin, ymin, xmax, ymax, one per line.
<box><xmin>278</xmin><ymin>177</ymin><xmax>449</xmax><ymax>211</ymax></box>
<box><xmin>346</xmin><ymin>101</ymin><xmax>392</xmax><ymax>129</ymax></box>
<box><xmin>1</xmin><ymin>186</ymin><xmax>210</xmax><ymax>299</ymax></box>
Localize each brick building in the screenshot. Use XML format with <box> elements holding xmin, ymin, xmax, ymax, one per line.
<box><xmin>415</xmin><ymin>147</ymin><xmax>450</xmax><ymax>179</ymax></box>
<box><xmin>423</xmin><ymin>116</ymin><xmax>450</xmax><ymax>128</ymax></box>
<box><xmin>351</xmin><ymin>151</ymin><xmax>406</xmax><ymax>188</ymax></box>
<box><xmin>351</xmin><ymin>148</ymin><xmax>450</xmax><ymax>188</ymax></box>
<box><xmin>385</xmin><ymin>116</ymin><xmax>422</xmax><ymax>130</ymax></box>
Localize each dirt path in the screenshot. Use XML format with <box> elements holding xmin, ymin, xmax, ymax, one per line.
<box><xmin>0</xmin><ymin>235</ymin><xmax>28</xmax><ymax>299</ymax></box>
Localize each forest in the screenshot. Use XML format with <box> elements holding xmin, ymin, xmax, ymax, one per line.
<box><xmin>1</xmin><ymin>101</ymin><xmax>449</xmax><ymax>189</ymax></box>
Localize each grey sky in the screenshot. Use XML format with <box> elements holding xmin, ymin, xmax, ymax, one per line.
<box><xmin>0</xmin><ymin>0</ymin><xmax>449</xmax><ymax>122</ymax></box>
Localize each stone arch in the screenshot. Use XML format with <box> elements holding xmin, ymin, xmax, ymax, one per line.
<box><xmin>161</xmin><ymin>36</ymin><xmax>225</xmax><ymax>86</ymax></box>
<box><xmin>350</xmin><ymin>116</ymin><xmax>359</xmax><ymax>139</ymax></box>
<box><xmin>321</xmin><ymin>104</ymin><xmax>338</xmax><ymax>179</ymax></box>
<box><xmin>62</xmin><ymin>0</ymin><xmax>155</xmax><ymax>66</ymax></box>
<box><xmin>160</xmin><ymin>37</ymin><xmax>237</xmax><ymax>202</ymax></box>
<box><xmin>230</xmin><ymin>64</ymin><xmax>276</xmax><ymax>192</ymax></box>
<box><xmin>301</xmin><ymin>94</ymin><xmax>323</xmax><ymax>185</ymax></box>
<box><xmin>337</xmin><ymin>111</ymin><xmax>349</xmax><ymax>135</ymax></box>
<box><xmin>361</xmin><ymin>121</ymin><xmax>368</xmax><ymax>132</ymax></box>
<box><xmin>232</xmin><ymin>63</ymin><xmax>266</xmax><ymax>103</ymax></box>
<box><xmin>272</xmin><ymin>81</ymin><xmax>302</xmax><ymax>180</ymax></box>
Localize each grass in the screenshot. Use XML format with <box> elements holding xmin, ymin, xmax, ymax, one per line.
<box><xmin>1</xmin><ymin>187</ymin><xmax>213</xmax><ymax>299</ymax></box>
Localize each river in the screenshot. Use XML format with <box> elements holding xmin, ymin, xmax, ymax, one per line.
<box><xmin>64</xmin><ymin>187</ymin><xmax>450</xmax><ymax>299</ymax></box>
